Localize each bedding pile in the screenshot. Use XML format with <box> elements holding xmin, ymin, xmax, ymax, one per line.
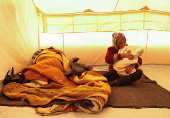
<box><xmin>1</xmin><ymin>48</ymin><xmax>111</xmax><ymax>116</ymax></box>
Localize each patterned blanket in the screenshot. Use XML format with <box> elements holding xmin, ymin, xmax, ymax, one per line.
<box><xmin>2</xmin><ymin>49</ymin><xmax>111</xmax><ymax>116</ymax></box>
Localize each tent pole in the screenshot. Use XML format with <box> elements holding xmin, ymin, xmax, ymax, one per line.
<box><xmin>62</xmin><ymin>33</ymin><xmax>64</xmax><ymax>52</ymax></box>
<box><xmin>37</xmin><ymin>13</ymin><xmax>41</xmax><ymax>50</ymax></box>
<box><xmin>144</xmin><ymin>30</ymin><xmax>149</xmax><ymax>62</ymax></box>
<box><xmin>114</xmin><ymin>0</ymin><xmax>120</xmax><ymax>12</ymax></box>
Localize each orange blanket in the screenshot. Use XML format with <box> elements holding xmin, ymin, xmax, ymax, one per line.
<box><xmin>21</xmin><ymin>49</ymin><xmax>77</xmax><ymax>87</ymax></box>
<box><xmin>2</xmin><ymin>49</ymin><xmax>111</xmax><ymax>116</ymax></box>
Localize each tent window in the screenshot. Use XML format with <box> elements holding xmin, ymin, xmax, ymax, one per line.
<box><xmin>41</xmin><ymin>11</ymin><xmax>170</xmax><ymax>33</ymax></box>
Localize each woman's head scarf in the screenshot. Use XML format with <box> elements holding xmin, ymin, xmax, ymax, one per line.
<box><xmin>112</xmin><ymin>32</ymin><xmax>128</xmax><ymax>50</ymax></box>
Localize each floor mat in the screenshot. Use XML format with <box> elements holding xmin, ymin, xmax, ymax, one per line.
<box><xmin>105</xmin><ymin>74</ymin><xmax>170</xmax><ymax>108</ymax></box>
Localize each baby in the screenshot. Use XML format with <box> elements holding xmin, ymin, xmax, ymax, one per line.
<box><xmin>113</xmin><ymin>46</ymin><xmax>144</xmax><ymax>76</ymax></box>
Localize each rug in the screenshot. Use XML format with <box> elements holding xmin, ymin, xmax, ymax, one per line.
<box><xmin>105</xmin><ymin>74</ymin><xmax>170</xmax><ymax>108</ymax></box>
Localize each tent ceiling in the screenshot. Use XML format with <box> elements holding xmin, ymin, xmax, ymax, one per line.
<box><xmin>33</xmin><ymin>0</ymin><xmax>170</xmax><ymax>14</ymax></box>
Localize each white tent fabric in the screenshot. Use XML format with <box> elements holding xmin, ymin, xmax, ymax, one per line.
<box><xmin>0</xmin><ymin>0</ymin><xmax>39</xmax><ymax>80</ymax></box>
<box><xmin>33</xmin><ymin>0</ymin><xmax>170</xmax><ymax>13</ymax></box>
<box><xmin>34</xmin><ymin>0</ymin><xmax>170</xmax><ymax>65</ymax></box>
<box><xmin>35</xmin><ymin>0</ymin><xmax>170</xmax><ymax>33</ymax></box>
<box><xmin>40</xmin><ymin>11</ymin><xmax>170</xmax><ymax>33</ymax></box>
<box><xmin>0</xmin><ymin>0</ymin><xmax>170</xmax><ymax>80</ymax></box>
<box><xmin>39</xmin><ymin>31</ymin><xmax>170</xmax><ymax>65</ymax></box>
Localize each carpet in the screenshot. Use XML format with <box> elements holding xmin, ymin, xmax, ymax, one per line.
<box><xmin>105</xmin><ymin>74</ymin><xmax>170</xmax><ymax>108</ymax></box>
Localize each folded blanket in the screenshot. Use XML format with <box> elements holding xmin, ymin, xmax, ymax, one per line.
<box><xmin>70</xmin><ymin>70</ymin><xmax>107</xmax><ymax>85</ymax></box>
<box><xmin>113</xmin><ymin>46</ymin><xmax>144</xmax><ymax>76</ymax></box>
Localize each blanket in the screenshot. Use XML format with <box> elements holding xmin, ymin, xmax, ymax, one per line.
<box><xmin>113</xmin><ymin>46</ymin><xmax>144</xmax><ymax>76</ymax></box>
<box><xmin>21</xmin><ymin>48</ymin><xmax>76</xmax><ymax>87</ymax></box>
<box><xmin>105</xmin><ymin>74</ymin><xmax>170</xmax><ymax>108</ymax></box>
<box><xmin>1</xmin><ymin>49</ymin><xmax>111</xmax><ymax>116</ymax></box>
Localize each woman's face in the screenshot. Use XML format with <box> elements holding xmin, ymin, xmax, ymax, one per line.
<box><xmin>118</xmin><ymin>39</ymin><xmax>126</xmax><ymax>49</ymax></box>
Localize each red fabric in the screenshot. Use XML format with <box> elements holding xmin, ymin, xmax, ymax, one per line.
<box><xmin>48</xmin><ymin>46</ymin><xmax>55</xmax><ymax>49</ymax></box>
<box><xmin>105</xmin><ymin>46</ymin><xmax>118</xmax><ymax>64</ymax></box>
<box><xmin>117</xmin><ymin>54</ymin><xmax>122</xmax><ymax>60</ymax></box>
<box><xmin>118</xmin><ymin>33</ymin><xmax>126</xmax><ymax>39</ymax></box>
<box><xmin>135</xmin><ymin>57</ymin><xmax>143</xmax><ymax>68</ymax></box>
<box><xmin>105</xmin><ymin>46</ymin><xmax>119</xmax><ymax>70</ymax></box>
<box><xmin>105</xmin><ymin>46</ymin><xmax>143</xmax><ymax>71</ymax></box>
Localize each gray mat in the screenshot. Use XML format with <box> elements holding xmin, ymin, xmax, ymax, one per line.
<box><xmin>105</xmin><ymin>74</ymin><xmax>170</xmax><ymax>108</ymax></box>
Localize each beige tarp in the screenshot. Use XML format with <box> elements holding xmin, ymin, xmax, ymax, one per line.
<box><xmin>0</xmin><ymin>0</ymin><xmax>39</xmax><ymax>79</ymax></box>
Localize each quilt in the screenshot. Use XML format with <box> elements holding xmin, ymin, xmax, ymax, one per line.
<box><xmin>1</xmin><ymin>49</ymin><xmax>111</xmax><ymax>116</ymax></box>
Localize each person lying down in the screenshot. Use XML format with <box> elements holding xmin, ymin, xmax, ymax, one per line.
<box><xmin>2</xmin><ymin>47</ymin><xmax>111</xmax><ymax>116</ymax></box>
<box><xmin>113</xmin><ymin>46</ymin><xmax>144</xmax><ymax>76</ymax></box>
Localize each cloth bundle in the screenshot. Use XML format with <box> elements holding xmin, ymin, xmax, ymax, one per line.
<box><xmin>113</xmin><ymin>46</ymin><xmax>144</xmax><ymax>76</ymax></box>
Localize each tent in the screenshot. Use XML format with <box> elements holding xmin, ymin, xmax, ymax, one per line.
<box><xmin>0</xmin><ymin>0</ymin><xmax>170</xmax><ymax>117</ymax></box>
<box><xmin>0</xmin><ymin>0</ymin><xmax>170</xmax><ymax>79</ymax></box>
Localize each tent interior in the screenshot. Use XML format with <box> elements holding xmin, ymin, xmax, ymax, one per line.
<box><xmin>0</xmin><ymin>0</ymin><xmax>170</xmax><ymax>118</ymax></box>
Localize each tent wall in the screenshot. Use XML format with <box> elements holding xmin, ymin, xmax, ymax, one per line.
<box><xmin>33</xmin><ymin>0</ymin><xmax>170</xmax><ymax>13</ymax></box>
<box><xmin>0</xmin><ymin>0</ymin><xmax>39</xmax><ymax>80</ymax></box>
<box><xmin>39</xmin><ymin>30</ymin><xmax>170</xmax><ymax>66</ymax></box>
<box><xmin>41</xmin><ymin>11</ymin><xmax>170</xmax><ymax>33</ymax></box>
<box><xmin>39</xmin><ymin>10</ymin><xmax>170</xmax><ymax>66</ymax></box>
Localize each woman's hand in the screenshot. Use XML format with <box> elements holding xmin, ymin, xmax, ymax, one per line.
<box><xmin>128</xmin><ymin>54</ymin><xmax>134</xmax><ymax>60</ymax></box>
<box><xmin>125</xmin><ymin>64</ymin><xmax>135</xmax><ymax>74</ymax></box>
<box><xmin>121</xmin><ymin>53</ymin><xmax>134</xmax><ymax>60</ymax></box>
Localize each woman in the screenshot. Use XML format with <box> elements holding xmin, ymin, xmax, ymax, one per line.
<box><xmin>103</xmin><ymin>32</ymin><xmax>143</xmax><ymax>86</ymax></box>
